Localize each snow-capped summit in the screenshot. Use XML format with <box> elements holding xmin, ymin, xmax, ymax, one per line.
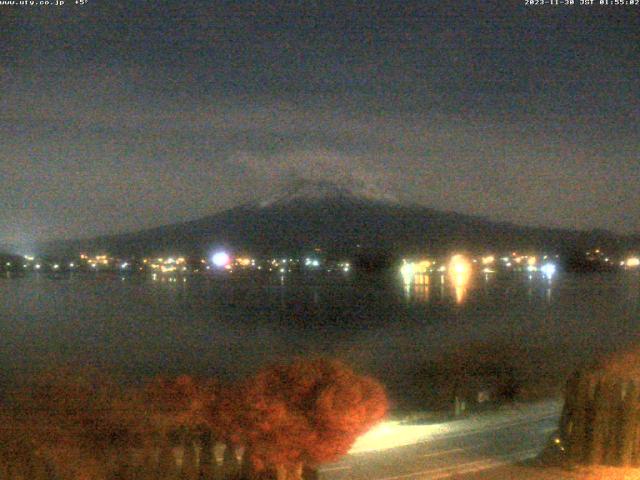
<box><xmin>257</xmin><ymin>178</ymin><xmax>398</xmax><ymax>208</ymax></box>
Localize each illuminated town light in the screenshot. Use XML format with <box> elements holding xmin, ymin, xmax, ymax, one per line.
<box><xmin>305</xmin><ymin>257</ymin><xmax>320</xmax><ymax>267</ymax></box>
<box><xmin>400</xmin><ymin>262</ymin><xmax>415</xmax><ymax>285</ymax></box>
<box><xmin>34</xmin><ymin>264</ymin><xmax>41</xmax><ymax>270</ymax></box>
<box><xmin>415</xmin><ymin>260</ymin><xmax>431</xmax><ymax>272</ymax></box>
<box><xmin>212</xmin><ymin>251</ymin><xmax>231</xmax><ymax>268</ymax></box>
<box><xmin>449</xmin><ymin>255</ymin><xmax>471</xmax><ymax>277</ymax></box>
<box><xmin>236</xmin><ymin>257</ymin><xmax>251</xmax><ymax>267</ymax></box>
<box><xmin>448</xmin><ymin>254</ymin><xmax>471</xmax><ymax>304</ymax></box>
<box><xmin>481</xmin><ymin>256</ymin><xmax>495</xmax><ymax>265</ymax></box>
<box><xmin>626</xmin><ymin>257</ymin><xmax>640</xmax><ymax>268</ymax></box>
<box><xmin>52</xmin><ymin>264</ymin><xmax>59</xmax><ymax>270</ymax></box>
<box><xmin>541</xmin><ymin>263</ymin><xmax>557</xmax><ymax>279</ymax></box>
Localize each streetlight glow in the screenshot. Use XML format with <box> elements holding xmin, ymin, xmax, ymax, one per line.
<box><xmin>212</xmin><ymin>251</ymin><xmax>231</xmax><ymax>268</ymax></box>
<box><xmin>541</xmin><ymin>263</ymin><xmax>557</xmax><ymax>279</ymax></box>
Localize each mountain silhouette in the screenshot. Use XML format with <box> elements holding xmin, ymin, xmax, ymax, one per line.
<box><xmin>38</xmin><ymin>180</ymin><xmax>637</xmax><ymax>258</ymax></box>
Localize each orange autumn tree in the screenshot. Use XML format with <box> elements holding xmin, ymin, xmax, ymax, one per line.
<box><xmin>144</xmin><ymin>375</ymin><xmax>216</xmax><ymax>431</ymax></box>
<box><xmin>231</xmin><ymin>358</ymin><xmax>388</xmax><ymax>480</ymax></box>
<box><xmin>7</xmin><ymin>367</ymin><xmax>151</xmax><ymax>480</ymax></box>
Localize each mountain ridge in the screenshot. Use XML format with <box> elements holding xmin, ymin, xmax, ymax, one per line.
<box><xmin>36</xmin><ymin>180</ymin><xmax>639</xmax><ymax>257</ymax></box>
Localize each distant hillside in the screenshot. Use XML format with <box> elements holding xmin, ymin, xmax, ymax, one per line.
<box><xmin>0</xmin><ymin>252</ymin><xmax>23</xmax><ymax>267</ymax></box>
<box><xmin>38</xmin><ymin>180</ymin><xmax>638</xmax><ymax>258</ymax></box>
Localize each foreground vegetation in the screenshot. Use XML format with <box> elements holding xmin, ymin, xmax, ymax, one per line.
<box><xmin>0</xmin><ymin>358</ymin><xmax>387</xmax><ymax>480</ymax></box>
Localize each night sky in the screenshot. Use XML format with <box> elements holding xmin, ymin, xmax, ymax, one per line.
<box><xmin>1</xmin><ymin>1</ymin><xmax>638</xmax><ymax>249</ymax></box>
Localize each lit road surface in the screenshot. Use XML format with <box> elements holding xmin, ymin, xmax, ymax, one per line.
<box><xmin>319</xmin><ymin>399</ymin><xmax>562</xmax><ymax>480</ymax></box>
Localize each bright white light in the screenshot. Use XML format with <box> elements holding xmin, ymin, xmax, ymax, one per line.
<box><xmin>52</xmin><ymin>264</ymin><xmax>59</xmax><ymax>270</ymax></box>
<box><xmin>120</xmin><ymin>262</ymin><xmax>129</xmax><ymax>269</ymax></box>
<box><xmin>400</xmin><ymin>262</ymin><xmax>415</xmax><ymax>284</ymax></box>
<box><xmin>541</xmin><ymin>263</ymin><xmax>557</xmax><ymax>279</ymax></box>
<box><xmin>34</xmin><ymin>264</ymin><xmax>41</xmax><ymax>270</ymax></box>
<box><xmin>348</xmin><ymin>420</ymin><xmax>450</xmax><ymax>454</ymax></box>
<box><xmin>305</xmin><ymin>258</ymin><xmax>320</xmax><ymax>267</ymax></box>
<box><xmin>212</xmin><ymin>251</ymin><xmax>230</xmax><ymax>268</ymax></box>
<box><xmin>69</xmin><ymin>263</ymin><xmax>75</xmax><ymax>268</ymax></box>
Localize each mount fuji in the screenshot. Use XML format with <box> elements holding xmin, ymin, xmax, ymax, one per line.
<box><xmin>39</xmin><ymin>179</ymin><xmax>633</xmax><ymax>258</ymax></box>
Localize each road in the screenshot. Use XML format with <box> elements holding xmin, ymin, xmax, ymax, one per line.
<box><xmin>319</xmin><ymin>399</ymin><xmax>562</xmax><ymax>480</ymax></box>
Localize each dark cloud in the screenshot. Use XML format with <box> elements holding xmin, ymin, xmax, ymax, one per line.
<box><xmin>1</xmin><ymin>1</ymin><xmax>638</xmax><ymax>248</ymax></box>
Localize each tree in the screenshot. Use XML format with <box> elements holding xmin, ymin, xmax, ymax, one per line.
<box><xmin>143</xmin><ymin>375</ymin><xmax>216</xmax><ymax>431</ymax></box>
<box><xmin>143</xmin><ymin>375</ymin><xmax>219</xmax><ymax>479</ymax></box>
<box><xmin>7</xmin><ymin>367</ymin><xmax>151</xmax><ymax>480</ymax></box>
<box><xmin>559</xmin><ymin>347</ymin><xmax>640</xmax><ymax>466</ymax></box>
<box><xmin>226</xmin><ymin>358</ymin><xmax>388</xmax><ymax>480</ymax></box>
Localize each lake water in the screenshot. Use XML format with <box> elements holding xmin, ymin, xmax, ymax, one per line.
<box><xmin>1</xmin><ymin>270</ymin><xmax>639</xmax><ymax>404</ymax></box>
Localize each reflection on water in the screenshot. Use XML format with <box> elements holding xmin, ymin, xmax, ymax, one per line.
<box><xmin>399</xmin><ymin>255</ymin><xmax>564</xmax><ymax>306</ymax></box>
<box><xmin>448</xmin><ymin>255</ymin><xmax>471</xmax><ymax>304</ymax></box>
<box><xmin>401</xmin><ymin>255</ymin><xmax>474</xmax><ymax>304</ymax></box>
<box><xmin>404</xmin><ymin>281</ymin><xmax>430</xmax><ymax>302</ymax></box>
<box><xmin>0</xmin><ymin>270</ymin><xmax>638</xmax><ymax>401</ymax></box>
